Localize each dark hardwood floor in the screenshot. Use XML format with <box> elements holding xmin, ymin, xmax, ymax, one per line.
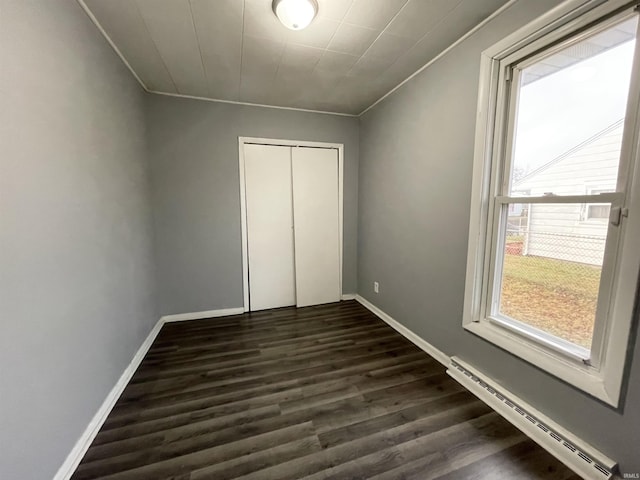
<box><xmin>72</xmin><ymin>300</ymin><xmax>581</xmax><ymax>480</ymax></box>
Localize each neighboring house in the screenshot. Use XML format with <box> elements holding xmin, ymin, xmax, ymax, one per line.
<box><xmin>512</xmin><ymin>120</ymin><xmax>623</xmax><ymax>265</ymax></box>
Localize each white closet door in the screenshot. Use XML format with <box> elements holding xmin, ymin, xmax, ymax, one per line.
<box><xmin>292</xmin><ymin>147</ymin><xmax>341</xmax><ymax>307</ymax></box>
<box><xmin>244</xmin><ymin>144</ymin><xmax>296</xmax><ymax>311</ymax></box>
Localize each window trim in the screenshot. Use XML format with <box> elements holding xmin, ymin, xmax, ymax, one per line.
<box><xmin>463</xmin><ymin>0</ymin><xmax>640</xmax><ymax>407</ymax></box>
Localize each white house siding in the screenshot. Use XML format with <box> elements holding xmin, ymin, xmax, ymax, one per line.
<box><xmin>514</xmin><ymin>122</ymin><xmax>622</xmax><ymax>265</ymax></box>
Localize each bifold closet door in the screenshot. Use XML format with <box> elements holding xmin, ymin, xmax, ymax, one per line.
<box><xmin>292</xmin><ymin>147</ymin><xmax>341</xmax><ymax>307</ymax></box>
<box><xmin>244</xmin><ymin>144</ymin><xmax>296</xmax><ymax>311</ymax></box>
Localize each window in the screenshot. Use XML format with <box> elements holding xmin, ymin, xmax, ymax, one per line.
<box><xmin>464</xmin><ymin>0</ymin><xmax>640</xmax><ymax>406</ymax></box>
<box><xmin>584</xmin><ymin>189</ymin><xmax>614</xmax><ymax>220</ymax></box>
<box><xmin>587</xmin><ymin>205</ymin><xmax>610</xmax><ymax>219</ymax></box>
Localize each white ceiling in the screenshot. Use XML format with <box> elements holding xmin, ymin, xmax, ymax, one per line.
<box><xmin>81</xmin><ymin>0</ymin><xmax>511</xmax><ymax>115</ymax></box>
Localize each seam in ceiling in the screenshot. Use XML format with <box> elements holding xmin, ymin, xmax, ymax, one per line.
<box><xmin>187</xmin><ymin>0</ymin><xmax>210</xmax><ymax>96</ymax></box>
<box><xmin>359</xmin><ymin>0</ymin><xmax>517</xmax><ymax>116</ymax></box>
<box><xmin>237</xmin><ymin>1</ymin><xmax>247</xmax><ymax>100</ymax></box>
<box><xmin>354</xmin><ymin>0</ymin><xmax>411</xmax><ymax>62</ymax></box>
<box><xmin>134</xmin><ymin>0</ymin><xmax>179</xmax><ymax>93</ymax></box>
<box><xmin>77</xmin><ymin>0</ymin><xmax>518</xmax><ymax>118</ymax></box>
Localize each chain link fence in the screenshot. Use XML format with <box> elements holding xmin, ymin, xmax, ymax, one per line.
<box><xmin>505</xmin><ymin>228</ymin><xmax>606</xmax><ymax>266</ymax></box>
<box><xmin>501</xmin><ymin>228</ymin><xmax>605</xmax><ymax>348</ymax></box>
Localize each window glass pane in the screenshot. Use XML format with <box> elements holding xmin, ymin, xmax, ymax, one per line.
<box><xmin>498</xmin><ymin>203</ymin><xmax>608</xmax><ymax>350</ymax></box>
<box><xmin>509</xmin><ymin>16</ymin><xmax>638</xmax><ymax>196</ymax></box>
<box><xmin>584</xmin><ymin>188</ymin><xmax>613</xmax><ymax>220</ymax></box>
<box><xmin>587</xmin><ymin>204</ymin><xmax>610</xmax><ymax>219</ymax></box>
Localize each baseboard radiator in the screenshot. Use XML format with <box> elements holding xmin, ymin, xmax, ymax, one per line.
<box><xmin>447</xmin><ymin>357</ymin><xmax>616</xmax><ymax>480</ymax></box>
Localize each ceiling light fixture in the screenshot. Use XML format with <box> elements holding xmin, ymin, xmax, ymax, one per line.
<box><xmin>272</xmin><ymin>0</ymin><xmax>318</xmax><ymax>31</ymax></box>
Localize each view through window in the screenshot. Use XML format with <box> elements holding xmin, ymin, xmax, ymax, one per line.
<box><xmin>495</xmin><ymin>16</ymin><xmax>638</xmax><ymax>352</ymax></box>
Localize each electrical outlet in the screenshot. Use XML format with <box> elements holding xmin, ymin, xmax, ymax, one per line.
<box><xmin>374</xmin><ymin>281</ymin><xmax>379</xmax><ymax>294</ymax></box>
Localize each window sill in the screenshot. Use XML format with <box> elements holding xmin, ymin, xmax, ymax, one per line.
<box><xmin>489</xmin><ymin>315</ymin><xmax>591</xmax><ymax>362</ymax></box>
<box><xmin>463</xmin><ymin>320</ymin><xmax>616</xmax><ymax>406</ymax></box>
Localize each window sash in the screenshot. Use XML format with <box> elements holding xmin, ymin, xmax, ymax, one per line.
<box><xmin>485</xmin><ymin>200</ymin><xmax>626</xmax><ymax>363</ymax></box>
<box><xmin>483</xmin><ymin>197</ymin><xmax>623</xmax><ymax>365</ymax></box>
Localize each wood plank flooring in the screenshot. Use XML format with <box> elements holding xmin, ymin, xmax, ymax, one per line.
<box><xmin>72</xmin><ymin>301</ymin><xmax>581</xmax><ymax>480</ymax></box>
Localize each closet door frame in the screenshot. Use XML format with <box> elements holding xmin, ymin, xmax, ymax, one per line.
<box><xmin>238</xmin><ymin>137</ymin><xmax>344</xmax><ymax>312</ymax></box>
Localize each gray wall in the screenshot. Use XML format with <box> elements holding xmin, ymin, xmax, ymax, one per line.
<box><xmin>146</xmin><ymin>95</ymin><xmax>359</xmax><ymax>316</ymax></box>
<box><xmin>357</xmin><ymin>0</ymin><xmax>640</xmax><ymax>474</ymax></box>
<box><xmin>0</xmin><ymin>1</ymin><xmax>157</xmax><ymax>479</ymax></box>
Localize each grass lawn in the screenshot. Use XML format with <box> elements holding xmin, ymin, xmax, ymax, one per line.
<box><xmin>500</xmin><ymin>254</ymin><xmax>601</xmax><ymax>349</ymax></box>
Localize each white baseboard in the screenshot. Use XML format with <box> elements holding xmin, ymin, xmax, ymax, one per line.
<box><xmin>53</xmin><ymin>317</ymin><xmax>164</xmax><ymax>480</ymax></box>
<box><xmin>448</xmin><ymin>357</ymin><xmax>616</xmax><ymax>480</ymax></box>
<box><xmin>55</xmin><ymin>305</ymin><xmax>247</xmax><ymax>479</ymax></box>
<box><xmin>55</xmin><ymin>299</ymin><xmax>619</xmax><ymax>480</ymax></box>
<box><xmin>161</xmin><ymin>307</ymin><xmax>244</xmax><ymax>323</ymax></box>
<box><xmin>353</xmin><ymin>295</ymin><xmax>617</xmax><ymax>478</ymax></box>
<box><xmin>354</xmin><ymin>295</ymin><xmax>449</xmax><ymax>367</ymax></box>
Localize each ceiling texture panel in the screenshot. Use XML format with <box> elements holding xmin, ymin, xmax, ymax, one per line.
<box><xmin>83</xmin><ymin>0</ymin><xmax>177</xmax><ymax>93</ymax></box>
<box><xmin>191</xmin><ymin>0</ymin><xmax>243</xmax><ymax>99</ymax></box>
<box><xmin>239</xmin><ymin>34</ymin><xmax>283</xmax><ymax>104</ymax></box>
<box><xmin>316</xmin><ymin>0</ymin><xmax>354</xmax><ymax>22</ymax></box>
<box><xmin>366</xmin><ymin>32</ymin><xmax>418</xmax><ymax>62</ymax></box>
<box><xmin>136</xmin><ymin>0</ymin><xmax>210</xmax><ymax>97</ymax></box>
<box><xmin>326</xmin><ymin>23</ymin><xmax>380</xmax><ymax>56</ymax></box>
<box><xmin>286</xmin><ymin>17</ymin><xmax>341</xmax><ymax>49</ymax></box>
<box><xmin>343</xmin><ymin>0</ymin><xmax>409</xmax><ymax>30</ymax></box>
<box><xmin>243</xmin><ymin>0</ymin><xmax>288</xmax><ymax>42</ymax></box>
<box><xmin>315</xmin><ymin>50</ymin><xmax>359</xmax><ymax>75</ymax></box>
<box><xmin>387</xmin><ymin>0</ymin><xmax>512</xmax><ymax>84</ymax></box>
<box><xmin>80</xmin><ymin>0</ymin><xmax>512</xmax><ymax>115</ymax></box>
<box><xmin>386</xmin><ymin>0</ymin><xmax>463</xmax><ymax>39</ymax></box>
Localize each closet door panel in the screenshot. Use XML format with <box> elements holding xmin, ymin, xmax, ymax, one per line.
<box><xmin>292</xmin><ymin>147</ymin><xmax>341</xmax><ymax>307</ymax></box>
<box><xmin>244</xmin><ymin>144</ymin><xmax>296</xmax><ymax>311</ymax></box>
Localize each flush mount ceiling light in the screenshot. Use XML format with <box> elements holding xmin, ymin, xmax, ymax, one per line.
<box><xmin>272</xmin><ymin>0</ymin><xmax>318</xmax><ymax>31</ymax></box>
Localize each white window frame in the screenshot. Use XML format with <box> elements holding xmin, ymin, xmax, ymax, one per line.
<box><xmin>463</xmin><ymin>0</ymin><xmax>640</xmax><ymax>407</ymax></box>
